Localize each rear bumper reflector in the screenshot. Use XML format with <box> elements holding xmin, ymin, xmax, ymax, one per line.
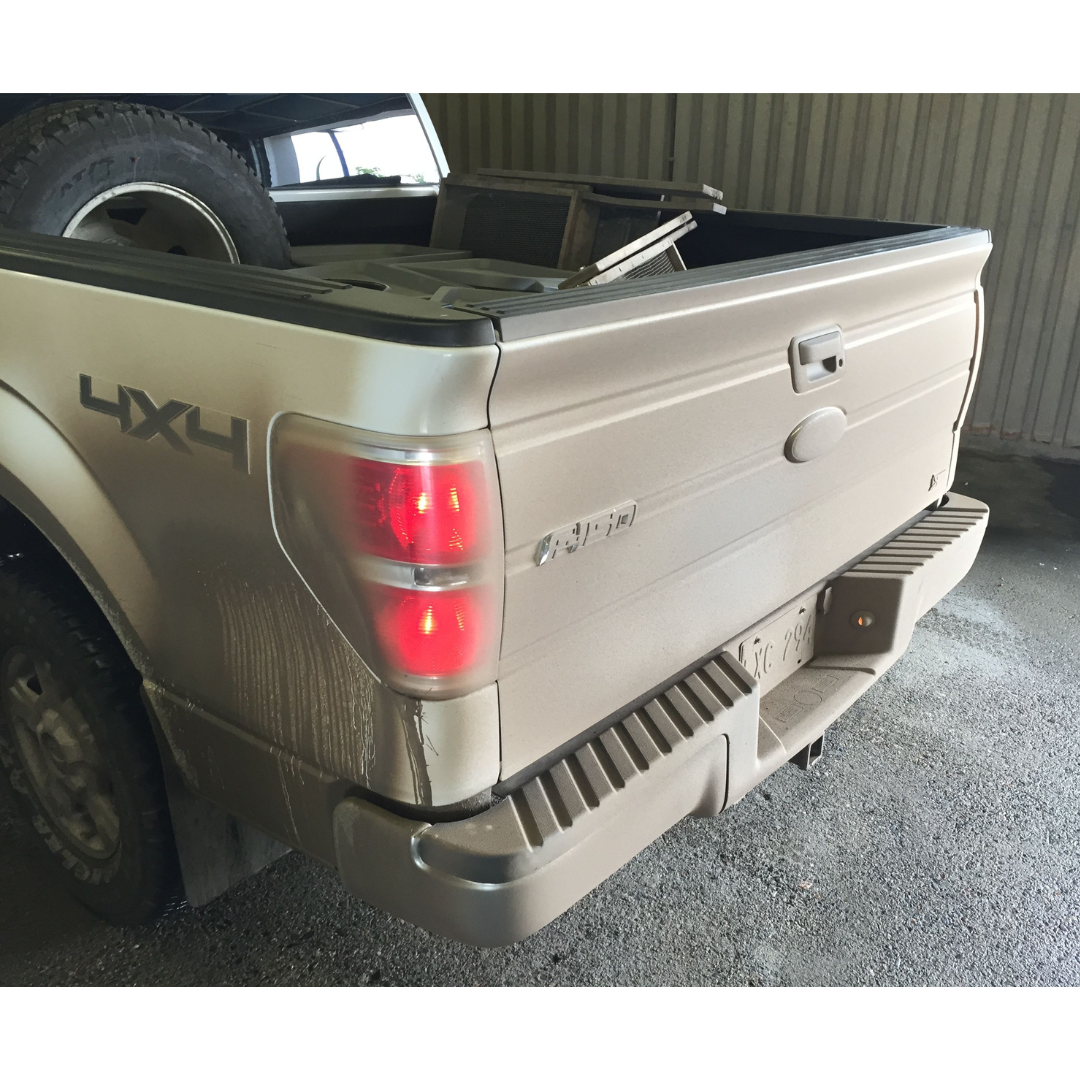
<box><xmin>333</xmin><ymin>493</ymin><xmax>989</xmax><ymax>945</ymax></box>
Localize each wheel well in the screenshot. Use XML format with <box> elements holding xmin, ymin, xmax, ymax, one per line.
<box><xmin>0</xmin><ymin>492</ymin><xmax>77</xmax><ymax>572</ymax></box>
<box><xmin>0</xmin><ymin>492</ymin><xmax>149</xmax><ymax>681</ymax></box>
<box><xmin>0</xmin><ymin>491</ymin><xmax>161</xmax><ymax>680</ymax></box>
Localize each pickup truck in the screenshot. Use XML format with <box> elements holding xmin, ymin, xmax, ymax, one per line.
<box><xmin>0</xmin><ymin>93</ymin><xmax>991</xmax><ymax>946</ymax></box>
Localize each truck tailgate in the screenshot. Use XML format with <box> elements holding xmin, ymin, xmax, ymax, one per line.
<box><xmin>482</xmin><ymin>228</ymin><xmax>991</xmax><ymax>777</ymax></box>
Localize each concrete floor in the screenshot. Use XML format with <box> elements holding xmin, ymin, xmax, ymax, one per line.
<box><xmin>1</xmin><ymin>450</ymin><xmax>1078</xmax><ymax>986</ymax></box>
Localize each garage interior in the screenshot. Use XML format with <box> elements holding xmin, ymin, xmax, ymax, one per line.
<box><xmin>1</xmin><ymin>93</ymin><xmax>1078</xmax><ymax>985</ymax></box>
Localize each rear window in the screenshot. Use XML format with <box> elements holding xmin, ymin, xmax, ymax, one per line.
<box><xmin>266</xmin><ymin>112</ymin><xmax>439</xmax><ymax>187</ymax></box>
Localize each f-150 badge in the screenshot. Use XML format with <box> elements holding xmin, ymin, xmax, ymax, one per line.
<box><xmin>79</xmin><ymin>375</ymin><xmax>249</xmax><ymax>473</ymax></box>
<box><xmin>535</xmin><ymin>501</ymin><xmax>636</xmax><ymax>565</ymax></box>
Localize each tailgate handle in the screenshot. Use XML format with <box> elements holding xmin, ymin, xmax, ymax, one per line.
<box><xmin>790</xmin><ymin>326</ymin><xmax>845</xmax><ymax>393</ymax></box>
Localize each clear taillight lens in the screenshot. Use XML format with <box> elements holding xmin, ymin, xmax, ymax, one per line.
<box><xmin>269</xmin><ymin>415</ymin><xmax>503</xmax><ymax>699</ymax></box>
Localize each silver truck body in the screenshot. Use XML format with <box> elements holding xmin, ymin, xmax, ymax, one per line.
<box><xmin>0</xmin><ymin>209</ymin><xmax>991</xmax><ymax>942</ymax></box>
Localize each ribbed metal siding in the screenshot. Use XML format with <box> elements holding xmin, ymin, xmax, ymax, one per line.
<box><xmin>423</xmin><ymin>93</ymin><xmax>1080</xmax><ymax>458</ymax></box>
<box><xmin>423</xmin><ymin>93</ymin><xmax>676</xmax><ymax>181</ymax></box>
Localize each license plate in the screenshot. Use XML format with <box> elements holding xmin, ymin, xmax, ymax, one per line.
<box><xmin>737</xmin><ymin>600</ymin><xmax>816</xmax><ymax>696</ymax></box>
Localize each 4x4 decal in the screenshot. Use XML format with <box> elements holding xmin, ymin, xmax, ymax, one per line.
<box><xmin>79</xmin><ymin>375</ymin><xmax>249</xmax><ymax>473</ymax></box>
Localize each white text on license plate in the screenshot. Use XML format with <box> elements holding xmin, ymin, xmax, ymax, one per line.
<box><xmin>737</xmin><ymin>601</ymin><xmax>816</xmax><ymax>696</ymax></box>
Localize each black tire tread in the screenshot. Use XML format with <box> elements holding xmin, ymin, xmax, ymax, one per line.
<box><xmin>0</xmin><ymin>99</ymin><xmax>291</xmax><ymax>268</ymax></box>
<box><xmin>0</xmin><ymin>551</ymin><xmax>180</xmax><ymax>924</ymax></box>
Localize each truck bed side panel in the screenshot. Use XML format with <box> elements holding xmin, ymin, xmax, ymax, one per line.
<box><xmin>0</xmin><ymin>266</ymin><xmax>499</xmax><ymax>810</ymax></box>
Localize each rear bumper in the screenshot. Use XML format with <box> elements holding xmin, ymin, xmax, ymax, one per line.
<box><xmin>333</xmin><ymin>494</ymin><xmax>988</xmax><ymax>945</ymax></box>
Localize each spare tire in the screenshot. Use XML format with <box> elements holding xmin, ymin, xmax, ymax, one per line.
<box><xmin>0</xmin><ymin>99</ymin><xmax>291</xmax><ymax>268</ymax></box>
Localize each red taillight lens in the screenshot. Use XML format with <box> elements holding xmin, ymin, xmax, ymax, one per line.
<box><xmin>271</xmin><ymin>416</ymin><xmax>503</xmax><ymax>698</ymax></box>
<box><xmin>352</xmin><ymin>458</ymin><xmax>487</xmax><ymax>564</ymax></box>
<box><xmin>369</xmin><ymin>585</ymin><xmax>491</xmax><ymax>678</ymax></box>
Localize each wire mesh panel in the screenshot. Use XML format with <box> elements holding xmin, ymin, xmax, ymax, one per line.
<box><xmin>459</xmin><ymin>192</ymin><xmax>572</xmax><ymax>266</ymax></box>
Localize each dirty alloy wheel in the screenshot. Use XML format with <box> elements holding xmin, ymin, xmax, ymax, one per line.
<box><xmin>0</xmin><ymin>99</ymin><xmax>291</xmax><ymax>267</ymax></box>
<box><xmin>3</xmin><ymin>647</ymin><xmax>123</xmax><ymax>863</ymax></box>
<box><xmin>0</xmin><ymin>555</ymin><xmax>180</xmax><ymax>924</ymax></box>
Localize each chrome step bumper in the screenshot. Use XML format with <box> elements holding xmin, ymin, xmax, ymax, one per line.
<box><xmin>334</xmin><ymin>494</ymin><xmax>989</xmax><ymax>946</ymax></box>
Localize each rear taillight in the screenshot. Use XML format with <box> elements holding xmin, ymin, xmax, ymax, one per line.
<box><xmin>367</xmin><ymin>584</ymin><xmax>494</xmax><ymax>678</ymax></box>
<box><xmin>351</xmin><ymin>457</ymin><xmax>489</xmax><ymax>564</ymax></box>
<box><xmin>269</xmin><ymin>415</ymin><xmax>503</xmax><ymax>699</ymax></box>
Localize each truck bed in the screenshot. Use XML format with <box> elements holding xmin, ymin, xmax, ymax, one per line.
<box><xmin>0</xmin><ymin>209</ymin><xmax>990</xmax><ymax>862</ymax></box>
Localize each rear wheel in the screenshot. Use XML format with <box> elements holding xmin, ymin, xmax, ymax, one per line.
<box><xmin>0</xmin><ymin>99</ymin><xmax>291</xmax><ymax>267</ymax></box>
<box><xmin>0</xmin><ymin>554</ymin><xmax>180</xmax><ymax>924</ymax></box>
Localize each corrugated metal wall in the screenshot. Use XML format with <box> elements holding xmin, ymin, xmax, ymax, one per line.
<box><xmin>423</xmin><ymin>93</ymin><xmax>1080</xmax><ymax>460</ymax></box>
<box><xmin>424</xmin><ymin>94</ymin><xmax>677</xmax><ymax>180</ymax></box>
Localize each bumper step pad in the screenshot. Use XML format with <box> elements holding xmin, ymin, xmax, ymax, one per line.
<box><xmin>335</xmin><ymin>653</ymin><xmax>756</xmax><ymax>946</ymax></box>
<box><xmin>746</xmin><ymin>495</ymin><xmax>989</xmax><ymax>795</ymax></box>
<box><xmin>510</xmin><ymin>654</ymin><xmax>753</xmax><ymax>851</ymax></box>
